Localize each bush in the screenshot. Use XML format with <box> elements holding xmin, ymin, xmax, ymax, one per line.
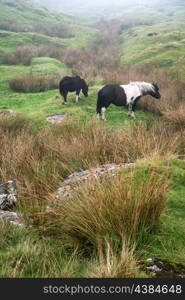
<box><xmin>2</xmin><ymin>45</ymin><xmax>64</xmax><ymax>65</ymax></box>
<box><xmin>0</xmin><ymin>19</ymin><xmax>30</xmax><ymax>33</ymax></box>
<box><xmin>37</xmin><ymin>45</ymin><xmax>63</xmax><ymax>60</ymax></box>
<box><xmin>2</xmin><ymin>46</ymin><xmax>38</xmax><ymax>65</ymax></box>
<box><xmin>9</xmin><ymin>74</ymin><xmax>59</xmax><ymax>93</ymax></box>
<box><xmin>34</xmin><ymin>23</ymin><xmax>74</xmax><ymax>39</ymax></box>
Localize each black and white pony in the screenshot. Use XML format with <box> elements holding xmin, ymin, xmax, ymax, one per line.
<box><xmin>59</xmin><ymin>76</ymin><xmax>88</xmax><ymax>105</ymax></box>
<box><xmin>96</xmin><ymin>81</ymin><xmax>161</xmax><ymax>120</ymax></box>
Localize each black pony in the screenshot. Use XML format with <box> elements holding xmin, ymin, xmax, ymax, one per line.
<box><xmin>96</xmin><ymin>81</ymin><xmax>161</xmax><ymax>120</ymax></box>
<box><xmin>59</xmin><ymin>76</ymin><xmax>88</xmax><ymax>104</ymax></box>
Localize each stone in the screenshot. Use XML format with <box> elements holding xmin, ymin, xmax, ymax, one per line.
<box><xmin>147</xmin><ymin>265</ymin><xmax>162</xmax><ymax>273</ymax></box>
<box><xmin>0</xmin><ymin>181</ymin><xmax>18</xmax><ymax>210</ymax></box>
<box><xmin>50</xmin><ymin>163</ymin><xmax>135</xmax><ymax>206</ymax></box>
<box><xmin>0</xmin><ymin>210</ymin><xmax>24</xmax><ymax>227</ymax></box>
<box><xmin>46</xmin><ymin>114</ymin><xmax>67</xmax><ymax>124</ymax></box>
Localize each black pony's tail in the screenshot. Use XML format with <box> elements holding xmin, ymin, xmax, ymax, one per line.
<box><xmin>96</xmin><ymin>91</ymin><xmax>102</xmax><ymax>114</ymax></box>
<box><xmin>59</xmin><ymin>80</ymin><xmax>63</xmax><ymax>96</ymax></box>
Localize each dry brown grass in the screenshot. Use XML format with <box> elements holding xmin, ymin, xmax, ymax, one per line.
<box><xmin>9</xmin><ymin>74</ymin><xmax>59</xmax><ymax>93</ymax></box>
<box><xmin>0</xmin><ymin>116</ymin><xmax>183</xmax><ymax>217</ymax></box>
<box><xmin>0</xmin><ymin>115</ymin><xmax>183</xmax><ymax>276</ymax></box>
<box><xmin>162</xmin><ymin>106</ymin><xmax>185</xmax><ymax>131</ymax></box>
<box><xmin>86</xmin><ymin>241</ymin><xmax>142</xmax><ymax>278</ymax></box>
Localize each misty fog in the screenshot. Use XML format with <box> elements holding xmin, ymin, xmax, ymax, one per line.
<box><xmin>35</xmin><ymin>0</ymin><xmax>184</xmax><ymax>18</ymax></box>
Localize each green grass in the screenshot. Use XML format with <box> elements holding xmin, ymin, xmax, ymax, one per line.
<box><xmin>138</xmin><ymin>160</ymin><xmax>185</xmax><ymax>265</ymax></box>
<box><xmin>31</xmin><ymin>57</ymin><xmax>71</xmax><ymax>76</ymax></box>
<box><xmin>0</xmin><ymin>225</ymin><xmax>86</xmax><ymax>278</ymax></box>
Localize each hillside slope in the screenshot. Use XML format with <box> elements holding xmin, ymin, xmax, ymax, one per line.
<box><xmin>0</xmin><ymin>0</ymin><xmax>97</xmax><ymax>52</ymax></box>
<box><xmin>119</xmin><ymin>1</ymin><xmax>185</xmax><ymax>77</ymax></box>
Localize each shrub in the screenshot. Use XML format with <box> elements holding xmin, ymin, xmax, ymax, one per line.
<box><xmin>34</xmin><ymin>23</ymin><xmax>74</xmax><ymax>39</ymax></box>
<box><xmin>2</xmin><ymin>45</ymin><xmax>64</xmax><ymax>65</ymax></box>
<box><xmin>9</xmin><ymin>74</ymin><xmax>59</xmax><ymax>93</ymax></box>
<box><xmin>37</xmin><ymin>45</ymin><xmax>63</xmax><ymax>60</ymax></box>
<box><xmin>2</xmin><ymin>46</ymin><xmax>38</xmax><ymax>65</ymax></box>
<box><xmin>0</xmin><ymin>19</ymin><xmax>30</xmax><ymax>33</ymax></box>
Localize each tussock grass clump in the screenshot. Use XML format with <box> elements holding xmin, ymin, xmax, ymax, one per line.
<box><xmin>45</xmin><ymin>167</ymin><xmax>170</xmax><ymax>251</ymax></box>
<box><xmin>9</xmin><ymin>74</ymin><xmax>59</xmax><ymax>93</ymax></box>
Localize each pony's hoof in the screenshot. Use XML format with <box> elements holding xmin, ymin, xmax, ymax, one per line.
<box><xmin>62</xmin><ymin>102</ymin><xmax>67</xmax><ymax>105</ymax></box>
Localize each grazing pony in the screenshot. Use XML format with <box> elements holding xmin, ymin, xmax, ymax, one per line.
<box><xmin>59</xmin><ymin>76</ymin><xmax>88</xmax><ymax>105</ymax></box>
<box><xmin>96</xmin><ymin>81</ymin><xmax>161</xmax><ymax>120</ymax></box>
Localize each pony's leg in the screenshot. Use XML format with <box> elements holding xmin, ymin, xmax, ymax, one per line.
<box><xmin>128</xmin><ymin>103</ymin><xmax>132</xmax><ymax>117</ymax></box>
<box><xmin>101</xmin><ymin>107</ymin><xmax>106</xmax><ymax>121</ymax></box>
<box><xmin>75</xmin><ymin>90</ymin><xmax>80</xmax><ymax>103</ymax></box>
<box><xmin>75</xmin><ymin>95</ymin><xmax>79</xmax><ymax>103</ymax></box>
<box><xmin>130</xmin><ymin>111</ymin><xmax>136</xmax><ymax>119</ymax></box>
<box><xmin>128</xmin><ymin>103</ymin><xmax>136</xmax><ymax>118</ymax></box>
<box><xmin>130</xmin><ymin>98</ymin><xmax>139</xmax><ymax>119</ymax></box>
<box><xmin>62</xmin><ymin>92</ymin><xmax>68</xmax><ymax>105</ymax></box>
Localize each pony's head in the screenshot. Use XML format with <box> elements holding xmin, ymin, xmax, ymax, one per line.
<box><xmin>150</xmin><ymin>82</ymin><xmax>161</xmax><ymax>99</ymax></box>
<box><xmin>82</xmin><ymin>81</ymin><xmax>89</xmax><ymax>97</ymax></box>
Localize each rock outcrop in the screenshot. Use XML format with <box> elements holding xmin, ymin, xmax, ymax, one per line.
<box><xmin>0</xmin><ymin>181</ymin><xmax>18</xmax><ymax>210</ymax></box>
<box><xmin>0</xmin><ymin>210</ymin><xmax>23</xmax><ymax>227</ymax></box>
<box><xmin>0</xmin><ymin>180</ymin><xmax>24</xmax><ymax>227</ymax></box>
<box><xmin>46</xmin><ymin>114</ymin><xmax>67</xmax><ymax>124</ymax></box>
<box><xmin>48</xmin><ymin>163</ymin><xmax>135</xmax><ymax>208</ymax></box>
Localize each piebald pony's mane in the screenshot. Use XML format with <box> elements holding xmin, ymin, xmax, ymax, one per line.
<box><xmin>128</xmin><ymin>81</ymin><xmax>155</xmax><ymax>93</ymax></box>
